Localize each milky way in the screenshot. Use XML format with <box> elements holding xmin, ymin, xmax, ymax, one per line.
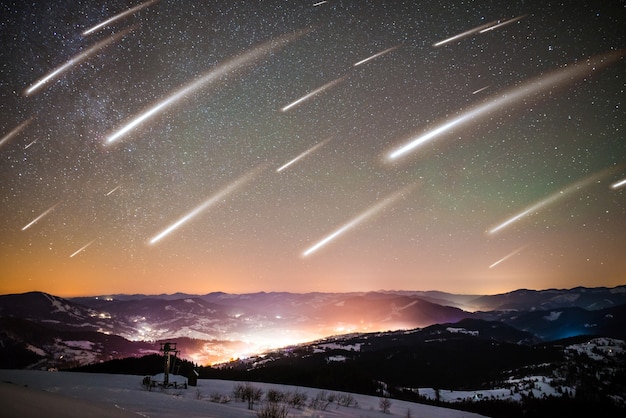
<box><xmin>1</xmin><ymin>1</ymin><xmax>624</xmax><ymax>296</ymax></box>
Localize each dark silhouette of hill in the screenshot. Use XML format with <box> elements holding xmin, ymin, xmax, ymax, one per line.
<box><xmin>0</xmin><ymin>317</ymin><xmax>156</xmax><ymax>369</ymax></box>
<box><xmin>72</xmin><ymin>353</ymin><xmax>197</xmax><ymax>378</ymax></box>
<box><xmin>62</xmin><ymin>317</ymin><xmax>625</xmax><ymax>418</ymax></box>
<box><xmin>204</xmin><ymin>319</ymin><xmax>561</xmax><ymax>390</ymax></box>
<box><xmin>476</xmin><ymin>303</ymin><xmax>626</xmax><ymax>341</ymax></box>
<box><xmin>0</xmin><ymin>292</ymin><xmax>98</xmax><ymax>331</ymax></box>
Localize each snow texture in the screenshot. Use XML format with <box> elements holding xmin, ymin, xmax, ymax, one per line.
<box><xmin>0</xmin><ymin>370</ymin><xmax>486</xmax><ymax>417</ymax></box>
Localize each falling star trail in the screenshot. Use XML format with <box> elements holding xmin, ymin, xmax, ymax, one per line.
<box><xmin>82</xmin><ymin>0</ymin><xmax>158</xmax><ymax>36</ymax></box>
<box><xmin>106</xmin><ymin>29</ymin><xmax>309</xmax><ymax>144</ymax></box>
<box><xmin>353</xmin><ymin>45</ymin><xmax>400</xmax><ymax>66</ymax></box>
<box><xmin>106</xmin><ymin>185</ymin><xmax>121</xmax><ymax>196</ymax></box>
<box><xmin>433</xmin><ymin>21</ymin><xmax>497</xmax><ymax>47</ymax></box>
<box><xmin>472</xmin><ymin>86</ymin><xmax>490</xmax><ymax>95</ymax></box>
<box><xmin>276</xmin><ymin>137</ymin><xmax>332</xmax><ymax>172</ymax></box>
<box><xmin>23</xmin><ymin>28</ymin><xmax>133</xmax><ymax>97</ymax></box>
<box><xmin>24</xmin><ymin>139</ymin><xmax>38</xmax><ymax>149</ymax></box>
<box><xmin>0</xmin><ymin>118</ymin><xmax>33</xmax><ymax>149</ymax></box>
<box><xmin>149</xmin><ymin>167</ymin><xmax>263</xmax><ymax>245</ymax></box>
<box><xmin>21</xmin><ymin>203</ymin><xmax>60</xmax><ymax>231</ymax></box>
<box><xmin>489</xmin><ymin>245</ymin><xmax>528</xmax><ymax>268</ymax></box>
<box><xmin>302</xmin><ymin>185</ymin><xmax>415</xmax><ymax>257</ymax></box>
<box><xmin>70</xmin><ymin>240</ymin><xmax>96</xmax><ymax>258</ymax></box>
<box><xmin>479</xmin><ymin>15</ymin><xmax>527</xmax><ymax>34</ymax></box>
<box><xmin>610</xmin><ymin>178</ymin><xmax>626</xmax><ymax>190</ymax></box>
<box><xmin>487</xmin><ymin>168</ymin><xmax>615</xmax><ymax>235</ymax></box>
<box><xmin>281</xmin><ymin>76</ymin><xmax>347</xmax><ymax>112</ymax></box>
<box><xmin>386</xmin><ymin>49</ymin><xmax>624</xmax><ymax>162</ymax></box>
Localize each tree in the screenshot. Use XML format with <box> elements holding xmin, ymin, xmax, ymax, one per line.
<box><xmin>379</xmin><ymin>397</ymin><xmax>392</xmax><ymax>413</ymax></box>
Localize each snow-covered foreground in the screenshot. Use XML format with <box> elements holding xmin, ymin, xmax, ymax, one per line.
<box><xmin>0</xmin><ymin>370</ymin><xmax>486</xmax><ymax>417</ymax></box>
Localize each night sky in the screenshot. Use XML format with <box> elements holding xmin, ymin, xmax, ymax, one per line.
<box><xmin>1</xmin><ymin>0</ymin><xmax>625</xmax><ymax>297</ymax></box>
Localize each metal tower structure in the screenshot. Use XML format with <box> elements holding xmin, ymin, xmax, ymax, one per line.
<box><xmin>159</xmin><ymin>341</ymin><xmax>180</xmax><ymax>386</ymax></box>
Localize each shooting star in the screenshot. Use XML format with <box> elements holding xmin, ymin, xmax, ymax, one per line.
<box><xmin>149</xmin><ymin>167</ymin><xmax>263</xmax><ymax>245</ymax></box>
<box><xmin>21</xmin><ymin>202</ymin><xmax>59</xmax><ymax>231</ymax></box>
<box><xmin>24</xmin><ymin>139</ymin><xmax>38</xmax><ymax>149</ymax></box>
<box><xmin>82</xmin><ymin>0</ymin><xmax>158</xmax><ymax>36</ymax></box>
<box><xmin>489</xmin><ymin>245</ymin><xmax>527</xmax><ymax>268</ymax></box>
<box><xmin>70</xmin><ymin>240</ymin><xmax>95</xmax><ymax>258</ymax></box>
<box><xmin>433</xmin><ymin>20</ymin><xmax>497</xmax><ymax>47</ymax></box>
<box><xmin>610</xmin><ymin>178</ymin><xmax>626</xmax><ymax>190</ymax></box>
<box><xmin>479</xmin><ymin>15</ymin><xmax>527</xmax><ymax>34</ymax></box>
<box><xmin>23</xmin><ymin>27</ymin><xmax>133</xmax><ymax>97</ymax></box>
<box><xmin>302</xmin><ymin>185</ymin><xmax>415</xmax><ymax>257</ymax></box>
<box><xmin>354</xmin><ymin>45</ymin><xmax>400</xmax><ymax>66</ymax></box>
<box><xmin>276</xmin><ymin>137</ymin><xmax>332</xmax><ymax>172</ymax></box>
<box><xmin>106</xmin><ymin>185</ymin><xmax>121</xmax><ymax>196</ymax></box>
<box><xmin>313</xmin><ymin>1</ymin><xmax>327</xmax><ymax>6</ymax></box>
<box><xmin>107</xmin><ymin>29</ymin><xmax>309</xmax><ymax>145</ymax></box>
<box><xmin>487</xmin><ymin>168</ymin><xmax>615</xmax><ymax>235</ymax></box>
<box><xmin>472</xmin><ymin>86</ymin><xmax>490</xmax><ymax>95</ymax></box>
<box><xmin>386</xmin><ymin>49</ymin><xmax>624</xmax><ymax>162</ymax></box>
<box><xmin>281</xmin><ymin>75</ymin><xmax>347</xmax><ymax>112</ymax></box>
<box><xmin>0</xmin><ymin>118</ymin><xmax>34</xmax><ymax>150</ymax></box>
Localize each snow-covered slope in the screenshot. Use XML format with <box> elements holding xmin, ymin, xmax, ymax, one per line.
<box><xmin>0</xmin><ymin>370</ymin><xmax>486</xmax><ymax>418</ymax></box>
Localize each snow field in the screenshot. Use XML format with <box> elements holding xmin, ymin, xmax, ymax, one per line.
<box><xmin>0</xmin><ymin>370</ymin><xmax>486</xmax><ymax>417</ymax></box>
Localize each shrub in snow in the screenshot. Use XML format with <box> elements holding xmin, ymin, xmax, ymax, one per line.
<box><xmin>309</xmin><ymin>391</ymin><xmax>331</xmax><ymax>410</ymax></box>
<box><xmin>256</xmin><ymin>401</ymin><xmax>289</xmax><ymax>418</ymax></box>
<box><xmin>337</xmin><ymin>393</ymin><xmax>358</xmax><ymax>408</ymax></box>
<box><xmin>287</xmin><ymin>389</ymin><xmax>307</xmax><ymax>409</ymax></box>
<box><xmin>266</xmin><ymin>388</ymin><xmax>286</xmax><ymax>403</ymax></box>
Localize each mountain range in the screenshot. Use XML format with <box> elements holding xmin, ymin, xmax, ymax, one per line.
<box><xmin>0</xmin><ymin>285</ymin><xmax>625</xmax><ymax>369</ymax></box>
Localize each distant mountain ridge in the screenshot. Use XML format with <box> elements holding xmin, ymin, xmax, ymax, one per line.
<box><xmin>0</xmin><ymin>285</ymin><xmax>625</xmax><ymax>368</ymax></box>
<box><xmin>466</xmin><ymin>286</ymin><xmax>626</xmax><ymax>311</ymax></box>
<box><xmin>65</xmin><ymin>284</ymin><xmax>626</xmax><ymax>311</ymax></box>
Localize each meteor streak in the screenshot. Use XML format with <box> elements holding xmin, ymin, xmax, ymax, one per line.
<box><xmin>24</xmin><ymin>139</ymin><xmax>38</xmax><ymax>149</ymax></box>
<box><xmin>479</xmin><ymin>15</ymin><xmax>527</xmax><ymax>34</ymax></box>
<box><xmin>353</xmin><ymin>45</ymin><xmax>400</xmax><ymax>66</ymax></box>
<box><xmin>387</xmin><ymin>49</ymin><xmax>624</xmax><ymax>161</ymax></box>
<box><xmin>276</xmin><ymin>137</ymin><xmax>332</xmax><ymax>172</ymax></box>
<box><xmin>106</xmin><ymin>185</ymin><xmax>121</xmax><ymax>196</ymax></box>
<box><xmin>24</xmin><ymin>28</ymin><xmax>133</xmax><ymax>96</ymax></box>
<box><xmin>489</xmin><ymin>245</ymin><xmax>527</xmax><ymax>268</ymax></box>
<box><xmin>433</xmin><ymin>20</ymin><xmax>497</xmax><ymax>47</ymax></box>
<box><xmin>22</xmin><ymin>203</ymin><xmax>59</xmax><ymax>231</ymax></box>
<box><xmin>281</xmin><ymin>76</ymin><xmax>347</xmax><ymax>112</ymax></box>
<box><xmin>70</xmin><ymin>240</ymin><xmax>95</xmax><ymax>258</ymax></box>
<box><xmin>487</xmin><ymin>169</ymin><xmax>613</xmax><ymax>235</ymax></box>
<box><xmin>149</xmin><ymin>168</ymin><xmax>262</xmax><ymax>245</ymax></box>
<box><xmin>0</xmin><ymin>118</ymin><xmax>33</xmax><ymax>149</ymax></box>
<box><xmin>107</xmin><ymin>29</ymin><xmax>309</xmax><ymax>145</ymax></box>
<box><xmin>302</xmin><ymin>185</ymin><xmax>415</xmax><ymax>257</ymax></box>
<box><xmin>472</xmin><ymin>86</ymin><xmax>490</xmax><ymax>95</ymax></box>
<box><xmin>610</xmin><ymin>178</ymin><xmax>626</xmax><ymax>190</ymax></box>
<box><xmin>82</xmin><ymin>0</ymin><xmax>157</xmax><ymax>36</ymax></box>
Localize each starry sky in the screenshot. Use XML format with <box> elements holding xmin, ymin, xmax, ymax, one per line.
<box><xmin>1</xmin><ymin>0</ymin><xmax>625</xmax><ymax>297</ymax></box>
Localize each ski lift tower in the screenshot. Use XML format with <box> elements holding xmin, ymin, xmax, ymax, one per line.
<box><xmin>159</xmin><ymin>341</ymin><xmax>180</xmax><ymax>387</ymax></box>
